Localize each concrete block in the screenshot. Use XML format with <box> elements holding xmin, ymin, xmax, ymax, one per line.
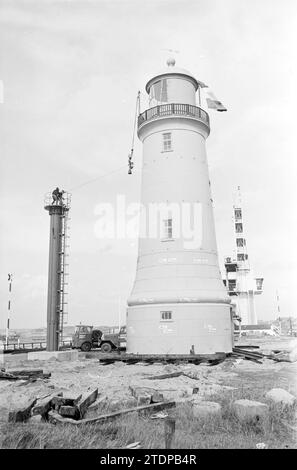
<box><xmin>27</xmin><ymin>350</ymin><xmax>78</xmax><ymax>362</ymax></box>
<box><xmin>265</xmin><ymin>388</ymin><xmax>296</xmax><ymax>406</ymax></box>
<box><xmin>109</xmin><ymin>397</ymin><xmax>138</xmax><ymax>411</ymax></box>
<box><xmin>288</xmin><ymin>347</ymin><xmax>297</xmax><ymax>362</ymax></box>
<box><xmin>137</xmin><ymin>394</ymin><xmax>152</xmax><ymax>406</ymax></box>
<box><xmin>233</xmin><ymin>399</ymin><xmax>269</xmax><ymax>422</ymax></box>
<box><xmin>151</xmin><ymin>391</ymin><xmax>164</xmax><ymax>403</ymax></box>
<box><xmin>185</xmin><ymin>387</ymin><xmax>199</xmax><ymax>397</ymax></box>
<box><xmin>29</xmin><ymin>415</ymin><xmax>43</xmax><ymax>424</ymax></box>
<box><xmin>130</xmin><ymin>386</ymin><xmax>153</xmax><ymax>399</ymax></box>
<box><xmin>192</xmin><ymin>401</ymin><xmax>222</xmax><ymax>419</ymax></box>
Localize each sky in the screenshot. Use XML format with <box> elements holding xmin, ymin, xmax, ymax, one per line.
<box><xmin>0</xmin><ymin>0</ymin><xmax>296</xmax><ymax>330</ymax></box>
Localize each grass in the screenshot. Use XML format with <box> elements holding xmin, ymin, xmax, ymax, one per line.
<box><xmin>0</xmin><ymin>389</ymin><xmax>296</xmax><ymax>449</ymax></box>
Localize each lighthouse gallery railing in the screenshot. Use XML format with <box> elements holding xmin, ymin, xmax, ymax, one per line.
<box><xmin>138</xmin><ymin>103</ymin><xmax>210</xmax><ymax>128</ymax></box>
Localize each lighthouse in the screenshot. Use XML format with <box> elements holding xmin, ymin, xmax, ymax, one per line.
<box><xmin>224</xmin><ymin>188</ymin><xmax>264</xmax><ymax>326</ymax></box>
<box><xmin>126</xmin><ymin>59</ymin><xmax>232</xmax><ymax>355</ymax></box>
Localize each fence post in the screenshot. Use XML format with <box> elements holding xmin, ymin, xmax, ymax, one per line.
<box><xmin>164</xmin><ymin>417</ymin><xmax>175</xmax><ymax>449</ymax></box>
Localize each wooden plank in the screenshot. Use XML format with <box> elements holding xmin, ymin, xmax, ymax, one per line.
<box><xmin>146</xmin><ymin>372</ymin><xmax>184</xmax><ymax>380</ymax></box>
<box><xmin>164</xmin><ymin>417</ymin><xmax>175</xmax><ymax>449</ymax></box>
<box><xmin>0</xmin><ymin>370</ymin><xmax>51</xmax><ymax>381</ymax></box>
<box><xmin>6</xmin><ymin>369</ymin><xmax>44</xmax><ymax>377</ymax></box>
<box><xmin>59</xmin><ymin>405</ymin><xmax>79</xmax><ymax>418</ymax></box>
<box><xmin>0</xmin><ymin>371</ymin><xmax>19</xmax><ymax>380</ymax></box>
<box><xmin>98</xmin><ymin>352</ymin><xmax>226</xmax><ymax>364</ymax></box>
<box><xmin>8</xmin><ymin>399</ymin><xmax>37</xmax><ymax>423</ymax></box>
<box><xmin>51</xmin><ymin>394</ymin><xmax>82</xmax><ymax>411</ymax></box>
<box><xmin>77</xmin><ymin>389</ymin><xmax>98</xmax><ymax>419</ymax></box>
<box><xmin>48</xmin><ymin>400</ymin><xmax>176</xmax><ymax>426</ymax></box>
<box><xmin>32</xmin><ymin>392</ymin><xmax>63</xmax><ymax>417</ymax></box>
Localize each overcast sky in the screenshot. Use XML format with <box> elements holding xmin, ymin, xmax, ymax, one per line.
<box><xmin>0</xmin><ymin>0</ymin><xmax>296</xmax><ymax>330</ymax></box>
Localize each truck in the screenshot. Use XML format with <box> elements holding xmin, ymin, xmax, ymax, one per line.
<box><xmin>71</xmin><ymin>325</ymin><xmax>126</xmax><ymax>353</ymax></box>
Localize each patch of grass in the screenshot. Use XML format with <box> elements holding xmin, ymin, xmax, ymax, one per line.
<box><xmin>1</xmin><ymin>387</ymin><xmax>296</xmax><ymax>449</ymax></box>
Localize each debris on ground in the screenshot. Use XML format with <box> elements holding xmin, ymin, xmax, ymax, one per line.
<box><xmin>146</xmin><ymin>372</ymin><xmax>184</xmax><ymax>380</ymax></box>
<box><xmin>0</xmin><ymin>368</ymin><xmax>51</xmax><ymax>381</ymax></box>
<box><xmin>192</xmin><ymin>400</ymin><xmax>222</xmax><ymax>419</ymax></box>
<box><xmin>265</xmin><ymin>388</ymin><xmax>296</xmax><ymax>406</ymax></box>
<box><xmin>256</xmin><ymin>442</ymin><xmax>268</xmax><ymax>449</ymax></box>
<box><xmin>48</xmin><ymin>400</ymin><xmax>176</xmax><ymax>426</ymax></box>
<box><xmin>8</xmin><ymin>398</ymin><xmax>37</xmax><ymax>423</ymax></box>
<box><xmin>124</xmin><ymin>442</ymin><xmax>142</xmax><ymax>449</ymax></box>
<box><xmin>232</xmin><ymin>399</ymin><xmax>269</xmax><ymax>423</ymax></box>
<box><xmin>150</xmin><ymin>411</ymin><xmax>168</xmax><ymax>419</ymax></box>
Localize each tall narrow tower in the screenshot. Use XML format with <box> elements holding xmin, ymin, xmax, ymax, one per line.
<box><xmin>126</xmin><ymin>59</ymin><xmax>232</xmax><ymax>354</ymax></box>
<box><xmin>224</xmin><ymin>188</ymin><xmax>264</xmax><ymax>325</ymax></box>
<box><xmin>44</xmin><ymin>190</ymin><xmax>71</xmax><ymax>351</ymax></box>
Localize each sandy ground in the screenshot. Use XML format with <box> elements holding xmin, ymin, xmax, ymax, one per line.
<box><xmin>0</xmin><ymin>336</ymin><xmax>296</xmax><ymax>423</ymax></box>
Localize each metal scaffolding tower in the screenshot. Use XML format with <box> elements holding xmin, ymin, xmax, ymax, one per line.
<box><xmin>44</xmin><ymin>190</ymin><xmax>71</xmax><ymax>351</ymax></box>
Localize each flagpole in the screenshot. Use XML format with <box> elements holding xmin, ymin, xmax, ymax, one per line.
<box><xmin>6</xmin><ymin>274</ymin><xmax>12</xmax><ymax>346</ymax></box>
<box><xmin>118</xmin><ymin>296</ymin><xmax>121</xmax><ymax>331</ymax></box>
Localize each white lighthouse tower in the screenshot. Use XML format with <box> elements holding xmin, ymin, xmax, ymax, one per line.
<box><xmin>126</xmin><ymin>59</ymin><xmax>232</xmax><ymax>355</ymax></box>
<box><xmin>224</xmin><ymin>188</ymin><xmax>264</xmax><ymax>325</ymax></box>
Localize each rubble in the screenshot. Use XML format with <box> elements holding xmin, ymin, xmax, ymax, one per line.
<box><xmin>8</xmin><ymin>398</ymin><xmax>37</xmax><ymax>423</ymax></box>
<box><xmin>233</xmin><ymin>399</ymin><xmax>269</xmax><ymax>423</ymax></box>
<box><xmin>0</xmin><ymin>368</ymin><xmax>51</xmax><ymax>381</ymax></box>
<box><xmin>192</xmin><ymin>400</ymin><xmax>222</xmax><ymax>419</ymax></box>
<box><xmin>265</xmin><ymin>388</ymin><xmax>296</xmax><ymax>406</ymax></box>
<box><xmin>48</xmin><ymin>400</ymin><xmax>176</xmax><ymax>426</ymax></box>
<box><xmin>137</xmin><ymin>394</ymin><xmax>151</xmax><ymax>406</ymax></box>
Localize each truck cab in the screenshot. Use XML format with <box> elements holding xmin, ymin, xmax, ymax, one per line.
<box><xmin>72</xmin><ymin>325</ymin><xmax>127</xmax><ymax>352</ymax></box>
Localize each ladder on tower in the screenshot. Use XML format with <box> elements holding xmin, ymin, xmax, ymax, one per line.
<box><xmin>57</xmin><ymin>207</ymin><xmax>71</xmax><ymax>345</ymax></box>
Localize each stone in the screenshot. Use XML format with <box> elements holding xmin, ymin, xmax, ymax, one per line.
<box><xmin>185</xmin><ymin>387</ymin><xmax>199</xmax><ymax>397</ymax></box>
<box><xmin>233</xmin><ymin>399</ymin><xmax>269</xmax><ymax>422</ymax></box>
<box><xmin>129</xmin><ymin>386</ymin><xmax>154</xmax><ymax>398</ymax></box>
<box><xmin>109</xmin><ymin>397</ymin><xmax>138</xmax><ymax>411</ymax></box>
<box><xmin>288</xmin><ymin>347</ymin><xmax>297</xmax><ymax>363</ymax></box>
<box><xmin>137</xmin><ymin>394</ymin><xmax>151</xmax><ymax>406</ymax></box>
<box><xmin>29</xmin><ymin>415</ymin><xmax>43</xmax><ymax>424</ymax></box>
<box><xmin>265</xmin><ymin>388</ymin><xmax>296</xmax><ymax>406</ymax></box>
<box><xmin>192</xmin><ymin>401</ymin><xmax>222</xmax><ymax>419</ymax></box>
<box><xmin>151</xmin><ymin>391</ymin><xmax>164</xmax><ymax>403</ymax></box>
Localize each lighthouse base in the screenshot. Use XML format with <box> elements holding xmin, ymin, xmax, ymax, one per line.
<box><xmin>126</xmin><ymin>303</ymin><xmax>233</xmax><ymax>355</ymax></box>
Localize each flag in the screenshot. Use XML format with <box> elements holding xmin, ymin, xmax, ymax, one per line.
<box><xmin>205</xmin><ymin>89</ymin><xmax>227</xmax><ymax>112</ymax></box>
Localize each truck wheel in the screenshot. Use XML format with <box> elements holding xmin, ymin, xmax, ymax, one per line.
<box><xmin>81</xmin><ymin>342</ymin><xmax>91</xmax><ymax>352</ymax></box>
<box><xmin>101</xmin><ymin>342</ymin><xmax>112</xmax><ymax>353</ymax></box>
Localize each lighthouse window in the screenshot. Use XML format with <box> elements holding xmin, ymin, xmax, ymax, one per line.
<box><xmin>151</xmin><ymin>79</ymin><xmax>168</xmax><ymax>103</ymax></box>
<box><xmin>237</xmin><ymin>253</ymin><xmax>245</xmax><ymax>261</ymax></box>
<box><xmin>234</xmin><ymin>209</ymin><xmax>242</xmax><ymax>219</ymax></box>
<box><xmin>235</xmin><ymin>223</ymin><xmax>243</xmax><ymax>233</ymax></box>
<box><xmin>163</xmin><ymin>132</ymin><xmax>172</xmax><ymax>152</ymax></box>
<box><xmin>161</xmin><ymin>311</ymin><xmax>172</xmax><ymax>321</ymax></box>
<box><xmin>163</xmin><ymin>218</ymin><xmax>173</xmax><ymax>239</ymax></box>
<box><xmin>236</xmin><ymin>238</ymin><xmax>244</xmax><ymax>247</ymax></box>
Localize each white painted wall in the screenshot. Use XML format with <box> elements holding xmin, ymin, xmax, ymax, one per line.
<box><xmin>127</xmin><ymin>66</ymin><xmax>232</xmax><ymax>354</ymax></box>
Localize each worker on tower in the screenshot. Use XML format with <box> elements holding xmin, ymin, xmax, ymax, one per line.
<box><xmin>52</xmin><ymin>187</ymin><xmax>65</xmax><ymax>205</ymax></box>
<box><xmin>52</xmin><ymin>187</ymin><xmax>60</xmax><ymax>205</ymax></box>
